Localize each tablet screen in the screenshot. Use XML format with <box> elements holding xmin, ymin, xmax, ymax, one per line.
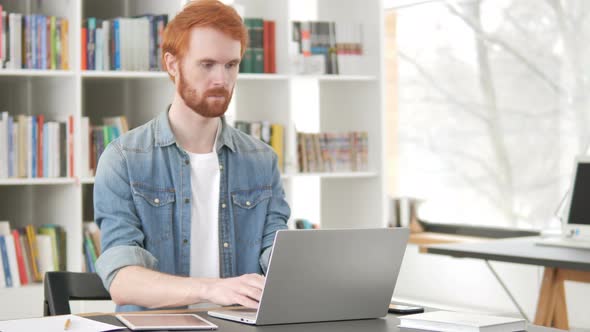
<box><xmin>116</xmin><ymin>314</ymin><xmax>217</xmax><ymax>330</ymax></box>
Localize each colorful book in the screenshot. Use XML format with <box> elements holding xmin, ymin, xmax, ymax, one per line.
<box><xmin>0</xmin><ymin>235</ymin><xmax>13</xmax><ymax>287</ymax></box>
<box><xmin>11</xmin><ymin>230</ymin><xmax>28</xmax><ymax>285</ymax></box>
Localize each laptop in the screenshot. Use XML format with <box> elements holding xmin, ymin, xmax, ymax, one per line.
<box><xmin>536</xmin><ymin>156</ymin><xmax>590</xmax><ymax>249</ymax></box>
<box><xmin>207</xmin><ymin>228</ymin><xmax>410</xmax><ymax>325</ymax></box>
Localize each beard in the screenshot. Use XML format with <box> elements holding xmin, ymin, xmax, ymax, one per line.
<box><xmin>177</xmin><ymin>68</ymin><xmax>233</xmax><ymax>118</ymax></box>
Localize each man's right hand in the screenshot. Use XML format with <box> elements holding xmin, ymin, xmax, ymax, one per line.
<box><xmin>202</xmin><ymin>274</ymin><xmax>266</xmax><ymax>308</ymax></box>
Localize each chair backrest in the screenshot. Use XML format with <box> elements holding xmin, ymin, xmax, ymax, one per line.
<box><xmin>43</xmin><ymin>271</ymin><xmax>111</xmax><ymax>316</ymax></box>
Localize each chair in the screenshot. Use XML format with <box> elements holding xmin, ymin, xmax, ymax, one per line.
<box><xmin>43</xmin><ymin>271</ymin><xmax>111</xmax><ymax>316</ymax></box>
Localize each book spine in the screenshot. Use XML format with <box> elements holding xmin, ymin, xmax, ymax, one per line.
<box><xmin>0</xmin><ymin>236</ymin><xmax>12</xmax><ymax>287</ymax></box>
<box><xmin>50</xmin><ymin>16</ymin><xmax>56</xmax><ymax>70</ymax></box>
<box><xmin>61</xmin><ymin>18</ymin><xmax>68</xmax><ymax>70</ymax></box>
<box><xmin>11</xmin><ymin>230</ymin><xmax>28</xmax><ymax>285</ymax></box>
<box><xmin>25</xmin><ymin>225</ymin><xmax>42</xmax><ymax>282</ymax></box>
<box><xmin>37</xmin><ymin>114</ymin><xmax>44</xmax><ymax>178</ymax></box>
<box><xmin>0</xmin><ymin>5</ymin><xmax>3</xmax><ymax>67</ymax></box>
<box><xmin>81</xmin><ymin>27</ymin><xmax>87</xmax><ymax>70</ymax></box>
<box><xmin>87</xmin><ymin>17</ymin><xmax>96</xmax><ymax>70</ymax></box>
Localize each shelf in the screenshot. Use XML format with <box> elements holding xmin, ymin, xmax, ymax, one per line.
<box><xmin>283</xmin><ymin>172</ymin><xmax>378</xmax><ymax>179</ymax></box>
<box><xmin>239</xmin><ymin>73</ymin><xmax>290</xmax><ymax>80</ymax></box>
<box><xmin>0</xmin><ymin>178</ymin><xmax>76</xmax><ymax>186</ymax></box>
<box><xmin>79</xmin><ymin>71</ymin><xmax>374</xmax><ymax>81</ymax></box>
<box><xmin>0</xmin><ymin>283</ymin><xmax>43</xmax><ymax>293</ymax></box>
<box><xmin>291</xmin><ymin>74</ymin><xmax>378</xmax><ymax>82</ymax></box>
<box><xmin>80</xmin><ymin>177</ymin><xmax>95</xmax><ymax>184</ymax></box>
<box><xmin>0</xmin><ymin>69</ymin><xmax>75</xmax><ymax>77</ymax></box>
<box><xmin>81</xmin><ymin>71</ymin><xmax>168</xmax><ymax>79</ymax></box>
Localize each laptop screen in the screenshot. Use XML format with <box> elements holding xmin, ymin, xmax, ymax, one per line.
<box><xmin>568</xmin><ymin>162</ymin><xmax>590</xmax><ymax>225</ymax></box>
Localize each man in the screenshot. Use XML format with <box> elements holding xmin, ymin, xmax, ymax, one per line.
<box><xmin>94</xmin><ymin>0</ymin><xmax>290</xmax><ymax>312</ymax></box>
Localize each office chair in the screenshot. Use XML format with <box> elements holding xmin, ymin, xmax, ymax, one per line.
<box><xmin>43</xmin><ymin>271</ymin><xmax>111</xmax><ymax>316</ymax></box>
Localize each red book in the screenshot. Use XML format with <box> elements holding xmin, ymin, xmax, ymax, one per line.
<box><xmin>81</xmin><ymin>27</ymin><xmax>87</xmax><ymax>70</ymax></box>
<box><xmin>0</xmin><ymin>5</ymin><xmax>3</xmax><ymax>62</ymax></box>
<box><xmin>37</xmin><ymin>114</ymin><xmax>44</xmax><ymax>177</ymax></box>
<box><xmin>68</xmin><ymin>115</ymin><xmax>74</xmax><ymax>177</ymax></box>
<box><xmin>263</xmin><ymin>21</ymin><xmax>270</xmax><ymax>73</ymax></box>
<box><xmin>269</xmin><ymin>21</ymin><xmax>276</xmax><ymax>73</ymax></box>
<box><xmin>11</xmin><ymin>230</ymin><xmax>28</xmax><ymax>285</ymax></box>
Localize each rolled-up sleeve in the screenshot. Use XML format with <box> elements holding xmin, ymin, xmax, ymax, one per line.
<box><xmin>94</xmin><ymin>141</ymin><xmax>158</xmax><ymax>291</ymax></box>
<box><xmin>259</xmin><ymin>152</ymin><xmax>290</xmax><ymax>274</ymax></box>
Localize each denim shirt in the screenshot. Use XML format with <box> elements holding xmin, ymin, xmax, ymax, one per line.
<box><xmin>94</xmin><ymin>110</ymin><xmax>290</xmax><ymax>312</ymax></box>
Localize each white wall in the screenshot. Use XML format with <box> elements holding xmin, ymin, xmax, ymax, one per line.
<box><xmin>394</xmin><ymin>245</ymin><xmax>590</xmax><ymax>329</ymax></box>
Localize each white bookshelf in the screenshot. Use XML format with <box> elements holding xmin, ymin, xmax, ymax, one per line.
<box><xmin>0</xmin><ymin>0</ymin><xmax>385</xmax><ymax>319</ymax></box>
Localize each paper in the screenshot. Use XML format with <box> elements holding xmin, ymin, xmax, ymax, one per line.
<box><xmin>0</xmin><ymin>314</ymin><xmax>124</xmax><ymax>332</ymax></box>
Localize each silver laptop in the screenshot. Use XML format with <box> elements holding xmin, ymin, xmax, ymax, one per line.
<box><xmin>536</xmin><ymin>156</ymin><xmax>590</xmax><ymax>249</ymax></box>
<box><xmin>207</xmin><ymin>228</ymin><xmax>410</xmax><ymax>325</ymax></box>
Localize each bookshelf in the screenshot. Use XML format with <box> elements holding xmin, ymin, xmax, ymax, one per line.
<box><xmin>0</xmin><ymin>0</ymin><xmax>385</xmax><ymax>319</ymax></box>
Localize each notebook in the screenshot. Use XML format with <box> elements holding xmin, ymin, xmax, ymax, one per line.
<box><xmin>398</xmin><ymin>311</ymin><xmax>526</xmax><ymax>332</ymax></box>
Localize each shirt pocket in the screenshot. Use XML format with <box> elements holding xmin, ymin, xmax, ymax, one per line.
<box><xmin>232</xmin><ymin>187</ymin><xmax>272</xmax><ymax>246</ymax></box>
<box><xmin>131</xmin><ymin>183</ymin><xmax>176</xmax><ymax>242</ymax></box>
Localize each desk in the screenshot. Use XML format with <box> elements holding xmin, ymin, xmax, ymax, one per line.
<box><xmin>421</xmin><ymin>236</ymin><xmax>590</xmax><ymax>330</ymax></box>
<box><xmin>85</xmin><ymin>307</ymin><xmax>563</xmax><ymax>332</ymax></box>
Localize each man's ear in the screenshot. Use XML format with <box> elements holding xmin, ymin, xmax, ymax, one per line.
<box><xmin>164</xmin><ymin>52</ymin><xmax>179</xmax><ymax>79</ymax></box>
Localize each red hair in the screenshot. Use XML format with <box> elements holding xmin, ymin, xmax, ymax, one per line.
<box><xmin>162</xmin><ymin>0</ymin><xmax>247</xmax><ymax>79</ymax></box>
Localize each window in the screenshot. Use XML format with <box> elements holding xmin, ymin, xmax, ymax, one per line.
<box><xmin>391</xmin><ymin>0</ymin><xmax>590</xmax><ymax>228</ymax></box>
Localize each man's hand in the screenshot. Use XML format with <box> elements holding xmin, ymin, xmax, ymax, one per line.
<box><xmin>202</xmin><ymin>274</ymin><xmax>266</xmax><ymax>308</ymax></box>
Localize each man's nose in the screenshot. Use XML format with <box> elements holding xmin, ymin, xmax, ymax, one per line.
<box><xmin>211</xmin><ymin>64</ymin><xmax>228</xmax><ymax>86</ymax></box>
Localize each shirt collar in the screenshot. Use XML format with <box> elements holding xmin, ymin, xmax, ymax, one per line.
<box><xmin>154</xmin><ymin>107</ymin><xmax>236</xmax><ymax>153</ymax></box>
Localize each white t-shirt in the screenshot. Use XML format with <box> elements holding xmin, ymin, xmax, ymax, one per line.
<box><xmin>189</xmin><ymin>120</ymin><xmax>221</xmax><ymax>280</ymax></box>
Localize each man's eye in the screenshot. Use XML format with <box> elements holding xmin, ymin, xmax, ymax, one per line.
<box><xmin>226</xmin><ymin>63</ymin><xmax>238</xmax><ymax>69</ymax></box>
<box><xmin>201</xmin><ymin>63</ymin><xmax>214</xmax><ymax>69</ymax></box>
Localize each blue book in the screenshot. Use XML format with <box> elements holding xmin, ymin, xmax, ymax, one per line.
<box><xmin>41</xmin><ymin>15</ymin><xmax>47</xmax><ymax>70</ymax></box>
<box><xmin>31</xmin><ymin>116</ymin><xmax>37</xmax><ymax>178</ymax></box>
<box><xmin>31</xmin><ymin>15</ymin><xmax>37</xmax><ymax>69</ymax></box>
<box><xmin>87</xmin><ymin>17</ymin><xmax>96</xmax><ymax>70</ymax></box>
<box><xmin>113</xmin><ymin>19</ymin><xmax>120</xmax><ymax>70</ymax></box>
<box><xmin>0</xmin><ymin>236</ymin><xmax>13</xmax><ymax>287</ymax></box>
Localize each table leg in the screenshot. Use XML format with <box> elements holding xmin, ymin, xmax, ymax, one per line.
<box><xmin>534</xmin><ymin>267</ymin><xmax>556</xmax><ymax>326</ymax></box>
<box><xmin>553</xmin><ymin>270</ymin><xmax>568</xmax><ymax>330</ymax></box>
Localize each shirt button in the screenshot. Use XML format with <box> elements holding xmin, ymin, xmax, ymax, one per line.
<box><xmin>246</xmin><ymin>201</ymin><xmax>251</xmax><ymax>206</ymax></box>
<box><xmin>221</xmin><ymin>203</ymin><xmax>226</xmax><ymax>209</ymax></box>
<box><xmin>154</xmin><ymin>198</ymin><xmax>160</xmax><ymax>204</ymax></box>
<box><xmin>183</xmin><ymin>239</ymin><xmax>188</xmax><ymax>244</ymax></box>
<box><xmin>185</xmin><ymin>198</ymin><xmax>190</xmax><ymax>204</ymax></box>
<box><xmin>223</xmin><ymin>242</ymin><xmax>229</xmax><ymax>248</ymax></box>
<box><xmin>219</xmin><ymin>164</ymin><xmax>224</xmax><ymax>170</ymax></box>
<box><xmin>185</xmin><ymin>159</ymin><xmax>190</xmax><ymax>165</ymax></box>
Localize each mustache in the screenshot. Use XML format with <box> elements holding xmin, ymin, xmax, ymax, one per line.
<box><xmin>204</xmin><ymin>88</ymin><xmax>230</xmax><ymax>98</ymax></box>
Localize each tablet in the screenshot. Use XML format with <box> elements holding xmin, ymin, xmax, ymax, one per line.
<box><xmin>115</xmin><ymin>313</ymin><xmax>218</xmax><ymax>331</ymax></box>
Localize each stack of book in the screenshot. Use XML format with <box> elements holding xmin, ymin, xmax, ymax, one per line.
<box><xmin>234</xmin><ymin>120</ymin><xmax>284</xmax><ymax>171</ymax></box>
<box><xmin>297</xmin><ymin>131</ymin><xmax>368</xmax><ymax>173</ymax></box>
<box><xmin>0</xmin><ymin>6</ymin><xmax>70</xmax><ymax>70</ymax></box>
<box><xmin>291</xmin><ymin>21</ymin><xmax>363</xmax><ymax>75</ymax></box>
<box><xmin>0</xmin><ymin>221</ymin><xmax>67</xmax><ymax>287</ymax></box>
<box><xmin>81</xmin><ymin>15</ymin><xmax>168</xmax><ymax>71</ymax></box>
<box><xmin>79</xmin><ymin>116</ymin><xmax>129</xmax><ymax>177</ymax></box>
<box><xmin>240</xmin><ymin>18</ymin><xmax>276</xmax><ymax>74</ymax></box>
<box><xmin>82</xmin><ymin>222</ymin><xmax>101</xmax><ymax>273</ymax></box>
<box><xmin>0</xmin><ymin>112</ymin><xmax>75</xmax><ymax>179</ymax></box>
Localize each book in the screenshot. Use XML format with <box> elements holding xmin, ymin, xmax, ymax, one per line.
<box><xmin>11</xmin><ymin>230</ymin><xmax>28</xmax><ymax>285</ymax></box>
<box><xmin>36</xmin><ymin>234</ymin><xmax>55</xmax><ymax>276</ymax></box>
<box><xmin>398</xmin><ymin>311</ymin><xmax>526</xmax><ymax>332</ymax></box>
<box><xmin>4</xmin><ymin>234</ymin><xmax>21</xmax><ymax>287</ymax></box>
<box><xmin>25</xmin><ymin>225</ymin><xmax>42</xmax><ymax>282</ymax></box>
<box><xmin>0</xmin><ymin>235</ymin><xmax>13</xmax><ymax>287</ymax></box>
